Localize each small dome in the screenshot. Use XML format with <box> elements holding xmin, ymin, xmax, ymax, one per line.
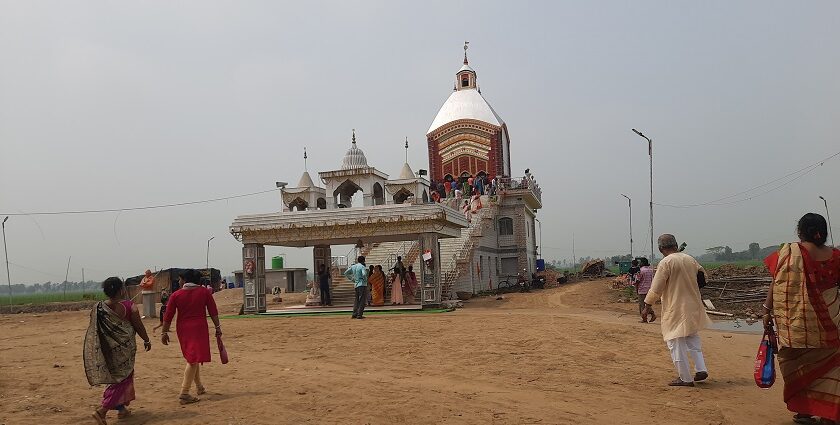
<box><xmin>458</xmin><ymin>63</ymin><xmax>475</xmax><ymax>73</ymax></box>
<box><xmin>341</xmin><ymin>130</ymin><xmax>369</xmax><ymax>170</ymax></box>
<box><xmin>297</xmin><ymin>171</ymin><xmax>315</xmax><ymax>188</ymax></box>
<box><xmin>398</xmin><ymin>163</ymin><xmax>415</xmax><ymax>179</ymax></box>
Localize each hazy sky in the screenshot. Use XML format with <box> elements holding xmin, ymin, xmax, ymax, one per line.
<box><xmin>2</xmin><ymin>1</ymin><xmax>839</xmax><ymax>285</ymax></box>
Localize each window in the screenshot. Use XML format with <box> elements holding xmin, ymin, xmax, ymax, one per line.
<box><xmin>461</xmin><ymin>73</ymin><xmax>469</xmax><ymax>87</ymax></box>
<box><xmin>499</xmin><ymin>217</ymin><xmax>513</xmax><ymax>236</ymax></box>
<box><xmin>501</xmin><ymin>258</ymin><xmax>518</xmax><ymax>275</ymax></box>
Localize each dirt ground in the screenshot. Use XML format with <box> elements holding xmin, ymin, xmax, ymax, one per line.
<box><xmin>0</xmin><ymin>279</ymin><xmax>790</xmax><ymax>425</ymax></box>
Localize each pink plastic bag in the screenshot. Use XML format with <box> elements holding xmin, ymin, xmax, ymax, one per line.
<box><xmin>217</xmin><ymin>335</ymin><xmax>229</xmax><ymax>365</ymax></box>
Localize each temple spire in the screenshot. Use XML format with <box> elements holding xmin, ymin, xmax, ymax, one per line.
<box><xmin>303</xmin><ymin>147</ymin><xmax>308</xmax><ymax>171</ymax></box>
<box><xmin>352</xmin><ymin>128</ymin><xmax>356</xmax><ymax>145</ymax></box>
<box><xmin>404</xmin><ymin>137</ymin><xmax>409</xmax><ymax>163</ymax></box>
<box><xmin>463</xmin><ymin>40</ymin><xmax>469</xmax><ymax>64</ymax></box>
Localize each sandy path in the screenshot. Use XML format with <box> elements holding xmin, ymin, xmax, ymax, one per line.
<box><xmin>0</xmin><ymin>280</ymin><xmax>789</xmax><ymax>425</ymax></box>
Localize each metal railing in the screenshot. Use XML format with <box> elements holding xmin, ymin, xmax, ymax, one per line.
<box><xmin>497</xmin><ymin>175</ymin><xmax>542</xmax><ymax>204</ymax></box>
<box><xmin>439</xmin><ymin>197</ymin><xmax>501</xmax><ymax>299</ymax></box>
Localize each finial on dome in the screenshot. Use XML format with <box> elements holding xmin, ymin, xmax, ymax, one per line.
<box><xmin>352</xmin><ymin>128</ymin><xmax>356</xmax><ymax>145</ymax></box>
<box><xmin>404</xmin><ymin>137</ymin><xmax>409</xmax><ymax>163</ymax></box>
<box><xmin>463</xmin><ymin>40</ymin><xmax>469</xmax><ymax>64</ymax></box>
<box><xmin>303</xmin><ymin>147</ymin><xmax>308</xmax><ymax>171</ymax></box>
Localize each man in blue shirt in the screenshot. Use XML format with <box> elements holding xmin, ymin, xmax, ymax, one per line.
<box><xmin>343</xmin><ymin>255</ymin><xmax>369</xmax><ymax>319</ymax></box>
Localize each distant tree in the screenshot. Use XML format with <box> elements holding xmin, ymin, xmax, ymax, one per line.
<box><xmin>749</xmin><ymin>242</ymin><xmax>761</xmax><ymax>259</ymax></box>
<box><xmin>706</xmin><ymin>246</ymin><xmax>726</xmax><ymax>256</ymax></box>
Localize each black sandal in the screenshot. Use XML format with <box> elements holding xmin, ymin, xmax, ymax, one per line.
<box><xmin>793</xmin><ymin>414</ymin><xmax>817</xmax><ymax>424</ymax></box>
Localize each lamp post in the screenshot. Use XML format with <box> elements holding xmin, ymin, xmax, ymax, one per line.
<box><xmin>820</xmin><ymin>196</ymin><xmax>835</xmax><ymax>247</ymax></box>
<box><xmin>632</xmin><ymin>129</ymin><xmax>654</xmax><ymax>262</ymax></box>
<box><xmin>621</xmin><ymin>194</ymin><xmax>633</xmax><ymax>258</ymax></box>
<box><xmin>206</xmin><ymin>236</ymin><xmax>215</xmax><ymax>287</ymax></box>
<box><xmin>2</xmin><ymin>217</ymin><xmax>10</xmax><ymax>312</ymax></box>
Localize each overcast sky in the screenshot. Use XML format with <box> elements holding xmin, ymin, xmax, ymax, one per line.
<box><xmin>2</xmin><ymin>1</ymin><xmax>839</xmax><ymax>284</ymax></box>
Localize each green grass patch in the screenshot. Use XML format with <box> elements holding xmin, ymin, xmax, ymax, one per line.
<box><xmin>0</xmin><ymin>291</ymin><xmax>106</xmax><ymax>306</ymax></box>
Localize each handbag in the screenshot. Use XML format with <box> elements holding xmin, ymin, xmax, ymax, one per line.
<box><xmin>754</xmin><ymin>329</ymin><xmax>777</xmax><ymax>388</ymax></box>
<box><xmin>217</xmin><ymin>335</ymin><xmax>229</xmax><ymax>365</ymax></box>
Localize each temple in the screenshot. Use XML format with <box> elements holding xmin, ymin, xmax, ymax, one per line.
<box><xmin>230</xmin><ymin>45</ymin><xmax>542</xmax><ymax>314</ymax></box>
<box><xmin>427</xmin><ymin>43</ymin><xmax>510</xmax><ymax>183</ymax></box>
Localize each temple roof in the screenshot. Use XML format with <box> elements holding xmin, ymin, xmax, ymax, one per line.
<box><xmin>427</xmin><ymin>89</ymin><xmax>504</xmax><ymax>134</ymax></box>
<box><xmin>398</xmin><ymin>163</ymin><xmax>415</xmax><ymax>179</ymax></box>
<box><xmin>340</xmin><ymin>131</ymin><xmax>369</xmax><ymax>170</ymax></box>
<box><xmin>296</xmin><ymin>171</ymin><xmax>315</xmax><ymax>188</ymax></box>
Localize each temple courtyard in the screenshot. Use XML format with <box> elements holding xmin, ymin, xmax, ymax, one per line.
<box><xmin>0</xmin><ymin>280</ymin><xmax>789</xmax><ymax>425</ymax></box>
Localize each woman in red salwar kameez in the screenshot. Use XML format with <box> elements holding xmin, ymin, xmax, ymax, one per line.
<box><xmin>764</xmin><ymin>213</ymin><xmax>840</xmax><ymax>425</ymax></box>
<box><xmin>161</xmin><ymin>269</ymin><xmax>221</xmax><ymax>404</ymax></box>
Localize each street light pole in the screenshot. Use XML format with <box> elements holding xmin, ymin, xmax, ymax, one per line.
<box><xmin>632</xmin><ymin>129</ymin><xmax>654</xmax><ymax>262</ymax></box>
<box><xmin>2</xmin><ymin>217</ymin><xmax>11</xmax><ymax>312</ymax></box>
<box><xmin>206</xmin><ymin>236</ymin><xmax>215</xmax><ymax>287</ymax></box>
<box><xmin>820</xmin><ymin>196</ymin><xmax>835</xmax><ymax>247</ymax></box>
<box><xmin>621</xmin><ymin>194</ymin><xmax>632</xmax><ymax>258</ymax></box>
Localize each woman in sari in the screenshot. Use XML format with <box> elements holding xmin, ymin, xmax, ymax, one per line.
<box><xmin>369</xmin><ymin>265</ymin><xmax>385</xmax><ymax>306</ymax></box>
<box><xmin>84</xmin><ymin>277</ymin><xmax>151</xmax><ymax>425</ymax></box>
<box><xmin>161</xmin><ymin>269</ymin><xmax>221</xmax><ymax>405</ymax></box>
<box><xmin>764</xmin><ymin>213</ymin><xmax>840</xmax><ymax>425</ymax></box>
<box><xmin>390</xmin><ymin>268</ymin><xmax>404</xmax><ymax>305</ymax></box>
<box><xmin>403</xmin><ymin>265</ymin><xmax>418</xmax><ymax>304</ymax></box>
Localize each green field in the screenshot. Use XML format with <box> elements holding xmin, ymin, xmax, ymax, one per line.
<box><xmin>0</xmin><ymin>291</ymin><xmax>106</xmax><ymax>306</ymax></box>
<box><xmin>698</xmin><ymin>260</ymin><xmax>765</xmax><ymax>269</ymax></box>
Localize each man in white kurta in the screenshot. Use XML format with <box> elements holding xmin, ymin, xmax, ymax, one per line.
<box><xmin>643</xmin><ymin>234</ymin><xmax>712</xmax><ymax>387</ymax></box>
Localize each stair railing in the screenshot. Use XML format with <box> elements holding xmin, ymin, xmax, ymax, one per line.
<box><xmin>439</xmin><ymin>196</ymin><xmax>501</xmax><ymax>299</ymax></box>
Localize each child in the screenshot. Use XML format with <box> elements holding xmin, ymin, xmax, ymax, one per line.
<box><xmin>152</xmin><ymin>288</ymin><xmax>170</xmax><ymax>335</ymax></box>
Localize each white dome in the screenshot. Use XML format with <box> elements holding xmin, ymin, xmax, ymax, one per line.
<box><xmin>458</xmin><ymin>63</ymin><xmax>475</xmax><ymax>73</ymax></box>
<box><xmin>341</xmin><ymin>141</ymin><xmax>368</xmax><ymax>170</ymax></box>
<box><xmin>427</xmin><ymin>89</ymin><xmax>504</xmax><ymax>134</ymax></box>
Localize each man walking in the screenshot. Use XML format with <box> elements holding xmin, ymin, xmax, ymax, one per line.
<box><xmin>634</xmin><ymin>258</ymin><xmax>654</xmax><ymax>322</ymax></box>
<box><xmin>318</xmin><ymin>264</ymin><xmax>332</xmax><ymax>307</ymax></box>
<box><xmin>642</xmin><ymin>234</ymin><xmax>711</xmax><ymax>387</ymax></box>
<box><xmin>344</xmin><ymin>256</ymin><xmax>369</xmax><ymax>319</ymax></box>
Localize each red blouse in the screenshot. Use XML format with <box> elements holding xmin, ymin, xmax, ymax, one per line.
<box><xmin>766</xmin><ymin>246</ymin><xmax>840</xmax><ymax>289</ymax></box>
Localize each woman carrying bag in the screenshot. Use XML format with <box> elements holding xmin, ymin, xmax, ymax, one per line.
<box><xmin>763</xmin><ymin>213</ymin><xmax>840</xmax><ymax>424</ymax></box>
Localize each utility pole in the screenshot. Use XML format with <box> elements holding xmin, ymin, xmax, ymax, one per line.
<box><xmin>572</xmin><ymin>233</ymin><xmax>576</xmax><ymax>271</ymax></box>
<box><xmin>207</xmin><ymin>236</ymin><xmax>215</xmax><ymax>287</ymax></box>
<box><xmin>82</xmin><ymin>268</ymin><xmax>85</xmax><ymax>296</ymax></box>
<box><xmin>621</xmin><ymin>194</ymin><xmax>633</xmax><ymax>258</ymax></box>
<box><xmin>3</xmin><ymin>217</ymin><xmax>11</xmax><ymax>312</ymax></box>
<box><xmin>632</xmin><ymin>129</ymin><xmax>654</xmax><ymax>261</ymax></box>
<box><xmin>63</xmin><ymin>256</ymin><xmax>71</xmax><ymax>300</ymax></box>
<box><xmin>820</xmin><ymin>196</ymin><xmax>835</xmax><ymax>247</ymax></box>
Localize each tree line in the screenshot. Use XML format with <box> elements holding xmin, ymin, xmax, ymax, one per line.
<box><xmin>6</xmin><ymin>281</ymin><xmax>102</xmax><ymax>295</ymax></box>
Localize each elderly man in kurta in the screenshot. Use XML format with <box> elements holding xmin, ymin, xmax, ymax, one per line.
<box><xmin>642</xmin><ymin>234</ymin><xmax>711</xmax><ymax>387</ymax></box>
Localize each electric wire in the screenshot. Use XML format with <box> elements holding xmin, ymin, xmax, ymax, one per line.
<box><xmin>1</xmin><ymin>188</ymin><xmax>279</xmax><ymax>216</ymax></box>
<box><xmin>654</xmin><ymin>150</ymin><xmax>840</xmax><ymax>209</ymax></box>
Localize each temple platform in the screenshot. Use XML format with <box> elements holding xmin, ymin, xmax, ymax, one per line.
<box><xmin>261</xmin><ymin>304</ymin><xmax>423</xmax><ymax>316</ymax></box>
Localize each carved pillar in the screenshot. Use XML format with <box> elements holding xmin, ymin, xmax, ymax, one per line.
<box><xmin>313</xmin><ymin>244</ymin><xmax>332</xmax><ymax>274</ymax></box>
<box><xmin>419</xmin><ymin>233</ymin><xmax>441</xmax><ymax>306</ymax></box>
<box><xmin>242</xmin><ymin>244</ymin><xmax>266</xmax><ymax>314</ymax></box>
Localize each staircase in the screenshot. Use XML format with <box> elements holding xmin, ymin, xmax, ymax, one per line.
<box><xmin>328</xmin><ymin>241</ymin><xmax>422</xmax><ymax>306</ymax></box>
<box><xmin>325</xmin><ymin>195</ymin><xmax>501</xmax><ymax>305</ymax></box>
<box><xmin>439</xmin><ymin>195</ymin><xmax>501</xmax><ymax>300</ymax></box>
